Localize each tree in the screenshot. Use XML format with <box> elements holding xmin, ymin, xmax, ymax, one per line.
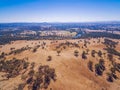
<box><xmin>63</xmin><ymin>46</ymin><xmax>66</xmax><ymax>49</ymax></box>
<box><xmin>57</xmin><ymin>50</ymin><xmax>61</xmax><ymax>56</ymax></box>
<box><xmin>95</xmin><ymin>59</ymin><xmax>105</xmax><ymax>76</ymax></box>
<box><xmin>18</xmin><ymin>83</ymin><xmax>26</xmax><ymax>90</ymax></box>
<box><xmin>25</xmin><ymin>65</ymin><xmax>56</xmax><ymax>90</ymax></box>
<box><xmin>82</xmin><ymin>51</ymin><xmax>87</xmax><ymax>59</ymax></box>
<box><xmin>30</xmin><ymin>62</ymin><xmax>35</xmax><ymax>69</ymax></box>
<box><xmin>108</xmin><ymin>54</ymin><xmax>113</xmax><ymax>61</ymax></box>
<box><xmin>47</xmin><ymin>56</ymin><xmax>52</xmax><ymax>61</ymax></box>
<box><xmin>0</xmin><ymin>52</ymin><xmax>5</xmax><ymax>59</ymax></box>
<box><xmin>106</xmin><ymin>73</ymin><xmax>113</xmax><ymax>82</ymax></box>
<box><xmin>99</xmin><ymin>59</ymin><xmax>105</xmax><ymax>71</ymax></box>
<box><xmin>95</xmin><ymin>64</ymin><xmax>103</xmax><ymax>76</ymax></box>
<box><xmin>91</xmin><ymin>50</ymin><xmax>96</xmax><ymax>57</ymax></box>
<box><xmin>10</xmin><ymin>47</ymin><xmax>15</xmax><ymax>51</ymax></box>
<box><xmin>86</xmin><ymin>49</ymin><xmax>89</xmax><ymax>54</ymax></box>
<box><xmin>98</xmin><ymin>50</ymin><xmax>102</xmax><ymax>57</ymax></box>
<box><xmin>88</xmin><ymin>61</ymin><xmax>93</xmax><ymax>72</ymax></box>
<box><xmin>74</xmin><ymin>50</ymin><xmax>79</xmax><ymax>57</ymax></box>
<box><xmin>0</xmin><ymin>59</ymin><xmax>29</xmax><ymax>79</ymax></box>
<box><xmin>103</xmin><ymin>39</ymin><xmax>118</xmax><ymax>48</ymax></box>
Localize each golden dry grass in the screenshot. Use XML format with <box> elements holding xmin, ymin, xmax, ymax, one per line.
<box><xmin>0</xmin><ymin>38</ymin><xmax>120</xmax><ymax>90</ymax></box>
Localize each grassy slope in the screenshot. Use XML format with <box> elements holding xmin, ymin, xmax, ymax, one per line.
<box><xmin>0</xmin><ymin>38</ymin><xmax>120</xmax><ymax>90</ymax></box>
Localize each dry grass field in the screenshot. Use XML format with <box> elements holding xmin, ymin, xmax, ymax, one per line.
<box><xmin>0</xmin><ymin>38</ymin><xmax>120</xmax><ymax>90</ymax></box>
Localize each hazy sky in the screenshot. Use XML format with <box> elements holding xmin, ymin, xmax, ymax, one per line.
<box><xmin>0</xmin><ymin>0</ymin><xmax>120</xmax><ymax>22</ymax></box>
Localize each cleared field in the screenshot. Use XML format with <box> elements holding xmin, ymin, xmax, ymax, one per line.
<box><xmin>40</xmin><ymin>30</ymin><xmax>77</xmax><ymax>37</ymax></box>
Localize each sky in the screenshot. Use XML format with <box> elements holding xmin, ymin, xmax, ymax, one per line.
<box><xmin>0</xmin><ymin>0</ymin><xmax>120</xmax><ymax>22</ymax></box>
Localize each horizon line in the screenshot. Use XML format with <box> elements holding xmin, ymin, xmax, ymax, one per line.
<box><xmin>0</xmin><ymin>20</ymin><xmax>120</xmax><ymax>23</ymax></box>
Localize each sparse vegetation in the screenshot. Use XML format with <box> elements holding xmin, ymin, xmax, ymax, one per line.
<box><xmin>0</xmin><ymin>58</ymin><xmax>29</xmax><ymax>79</ymax></box>
<box><xmin>105</xmin><ymin>47</ymin><xmax>120</xmax><ymax>57</ymax></box>
<box><xmin>32</xmin><ymin>45</ymin><xmax>40</xmax><ymax>53</ymax></box>
<box><xmin>9</xmin><ymin>46</ymin><xmax>32</xmax><ymax>55</ymax></box>
<box><xmin>20</xmin><ymin>65</ymin><xmax>57</xmax><ymax>90</ymax></box>
<box><xmin>0</xmin><ymin>38</ymin><xmax>120</xmax><ymax>90</ymax></box>
<box><xmin>103</xmin><ymin>39</ymin><xmax>118</xmax><ymax>48</ymax></box>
